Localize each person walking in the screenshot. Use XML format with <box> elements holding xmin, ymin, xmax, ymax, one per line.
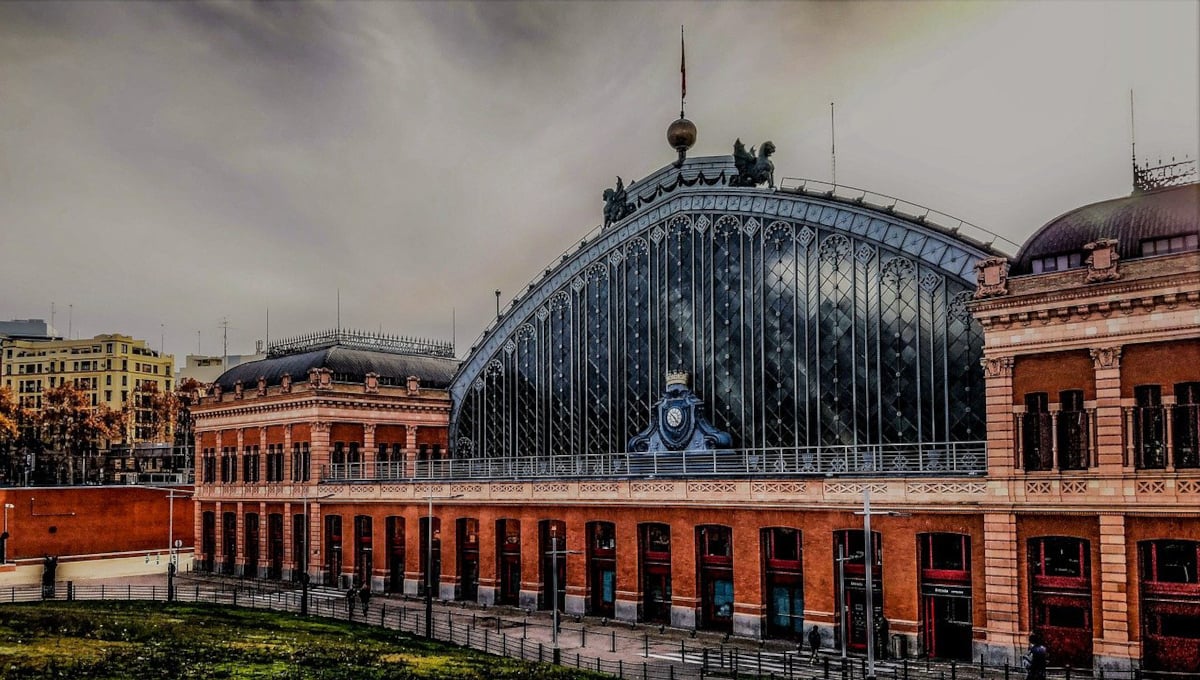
<box><xmin>1023</xmin><ymin>632</ymin><xmax>1048</xmax><ymax>680</ymax></box>
<box><xmin>359</xmin><ymin>584</ymin><xmax>371</xmax><ymax>616</ymax></box>
<box><xmin>346</xmin><ymin>584</ymin><xmax>358</xmax><ymax>620</ymax></box>
<box><xmin>807</xmin><ymin>624</ymin><xmax>822</xmax><ymax>663</ymax></box>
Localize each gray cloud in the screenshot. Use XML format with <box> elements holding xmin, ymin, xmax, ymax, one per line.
<box><xmin>1</xmin><ymin>0</ymin><xmax>1196</xmax><ymax>365</ymax></box>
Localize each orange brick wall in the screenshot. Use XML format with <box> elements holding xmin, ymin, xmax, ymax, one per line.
<box><xmin>0</xmin><ymin>486</ymin><xmax>193</xmax><ymax>560</ymax></box>
<box><xmin>1013</xmin><ymin>351</ymin><xmax>1096</xmax><ymax>403</ymax></box>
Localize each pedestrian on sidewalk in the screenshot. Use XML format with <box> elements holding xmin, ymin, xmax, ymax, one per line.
<box><xmin>359</xmin><ymin>584</ymin><xmax>371</xmax><ymax>615</ymax></box>
<box><xmin>1023</xmin><ymin>632</ymin><xmax>1047</xmax><ymax>680</ymax></box>
<box><xmin>807</xmin><ymin>624</ymin><xmax>822</xmax><ymax>663</ymax></box>
<box><xmin>346</xmin><ymin>583</ymin><xmax>358</xmax><ymax>620</ymax></box>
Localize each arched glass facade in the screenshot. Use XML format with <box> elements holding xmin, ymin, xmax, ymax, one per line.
<box><xmin>452</xmin><ymin>159</ymin><xmax>991</xmax><ymax>461</ymax></box>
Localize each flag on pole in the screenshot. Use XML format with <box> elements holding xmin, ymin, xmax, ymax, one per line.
<box><xmin>680</xmin><ymin>25</ymin><xmax>686</xmax><ymax>103</ymax></box>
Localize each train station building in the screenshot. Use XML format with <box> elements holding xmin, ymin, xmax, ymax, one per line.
<box><xmin>190</xmin><ymin>131</ymin><xmax>1199</xmax><ymax>674</ymax></box>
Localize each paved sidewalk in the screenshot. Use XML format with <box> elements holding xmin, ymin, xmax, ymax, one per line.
<box><xmin>45</xmin><ymin>573</ymin><xmax>1100</xmax><ymax>680</ymax></box>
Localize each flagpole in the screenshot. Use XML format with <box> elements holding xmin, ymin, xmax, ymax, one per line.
<box><xmin>680</xmin><ymin>25</ymin><xmax>686</xmax><ymax>119</ymax></box>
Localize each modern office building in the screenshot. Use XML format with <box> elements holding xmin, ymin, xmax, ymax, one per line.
<box><xmin>191</xmin><ymin>132</ymin><xmax>1198</xmax><ymax>673</ymax></box>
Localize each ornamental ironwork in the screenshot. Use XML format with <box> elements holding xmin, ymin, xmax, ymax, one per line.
<box><xmin>452</xmin><ymin>164</ymin><xmax>994</xmax><ymax>466</ymax></box>
<box><xmin>267</xmin><ymin>329</ymin><xmax>454</xmax><ymax>358</ymax></box>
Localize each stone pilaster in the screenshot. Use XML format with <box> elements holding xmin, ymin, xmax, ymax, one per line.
<box><xmin>258</xmin><ymin>501</ymin><xmax>268</xmax><ymax>579</ymax></box>
<box><xmin>1095</xmin><ymin>514</ymin><xmax>1137</xmax><ymax>672</ymax></box>
<box><xmin>982</xmin><ymin>356</ymin><xmax>1017</xmax><ymax>475</ymax></box>
<box><xmin>1090</xmin><ymin>347</ymin><xmax>1125</xmax><ymax>469</ymax></box>
<box><xmin>282</xmin><ymin>501</ymin><xmax>294</xmax><ymax>577</ymax></box>
<box><xmin>405</xmin><ymin>426</ymin><xmax>419</xmax><ymax>477</ymax></box>
<box><xmin>213</xmin><ymin>501</ymin><xmax>224</xmax><ymax>570</ymax></box>
<box><xmin>363</xmin><ymin>423</ymin><xmax>377</xmax><ymax>469</ymax></box>
<box><xmin>235</xmin><ymin>501</ymin><xmax>245</xmax><ymax>577</ymax></box>
<box><xmin>310</xmin><ymin>421</ymin><xmax>330</xmax><ymax>482</ymax></box>
<box><xmin>980</xmin><ymin>512</ymin><xmax>1020</xmax><ymax>664</ymax></box>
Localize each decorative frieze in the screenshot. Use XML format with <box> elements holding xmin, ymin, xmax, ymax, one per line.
<box><xmin>1136</xmin><ymin>480</ymin><xmax>1166</xmax><ymax>495</ymax></box>
<box><xmin>751</xmin><ymin>481</ymin><xmax>807</xmax><ymax>495</ymax></box>
<box><xmin>452</xmin><ymin>483</ymin><xmax>483</xmax><ymax>495</ymax></box>
<box><xmin>631</xmin><ymin>481</ymin><xmax>676</xmax><ymax>494</ymax></box>
<box><xmin>906</xmin><ymin>481</ymin><xmax>986</xmax><ymax>495</ymax></box>
<box><xmin>492</xmin><ymin>483</ymin><xmax>526</xmax><ymax>495</ymax></box>
<box><xmin>1061</xmin><ymin>480</ymin><xmax>1088</xmax><ymax>494</ymax></box>
<box><xmin>580</xmin><ymin>482</ymin><xmax>621</xmax><ymax>495</ymax></box>
<box><xmin>824</xmin><ymin>481</ymin><xmax>887</xmax><ymax>496</ymax></box>
<box><xmin>533</xmin><ymin>482</ymin><xmax>569</xmax><ymax>495</ymax></box>
<box><xmin>1026</xmin><ymin>481</ymin><xmax>1052</xmax><ymax>495</ymax></box>
<box><xmin>687</xmin><ymin>481</ymin><xmax>737</xmax><ymax>495</ymax></box>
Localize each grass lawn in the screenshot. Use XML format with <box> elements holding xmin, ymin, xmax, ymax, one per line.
<box><xmin>0</xmin><ymin>601</ymin><xmax>607</xmax><ymax>679</ymax></box>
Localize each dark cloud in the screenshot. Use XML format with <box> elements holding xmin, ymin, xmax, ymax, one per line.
<box><xmin>0</xmin><ymin>1</ymin><xmax>1196</xmax><ymax>365</ymax></box>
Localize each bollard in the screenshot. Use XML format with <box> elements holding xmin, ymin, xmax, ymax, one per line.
<box><xmin>582</xmin><ymin>626</ymin><xmax>587</xmax><ymax>648</ymax></box>
<box><xmin>862</xmin><ymin>658</ymin><xmax>867</xmax><ymax>677</ymax></box>
<box><xmin>619</xmin><ymin>660</ymin><xmax>623</xmax><ymax>677</ymax></box>
<box><xmin>670</xmin><ymin>666</ymin><xmax>675</xmax><ymax>680</ymax></box>
<box><xmin>759</xmin><ymin>649</ymin><xmax>763</xmax><ymax>676</ymax></box>
<box><xmin>538</xmin><ymin>642</ymin><xmax>543</xmax><ymax>663</ymax></box>
<box><xmin>67</xmin><ymin>581</ymin><xmax>74</xmax><ymax>601</ymax></box>
<box><xmin>644</xmin><ymin>662</ymin><xmax>648</xmax><ymax>680</ymax></box>
<box><xmin>903</xmin><ymin>658</ymin><xmax>909</xmax><ymax>680</ymax></box>
<box><xmin>644</xmin><ymin>633</ymin><xmax>649</xmax><ymax>658</ymax></box>
<box><xmin>523</xmin><ymin>617</ymin><xmax>528</xmax><ymax>639</ymax></box>
<box><xmin>1004</xmin><ymin>661</ymin><xmax>1009</xmax><ymax>680</ymax></box>
<box><xmin>703</xmin><ymin>647</ymin><xmax>709</xmax><ymax>670</ymax></box>
<box><xmin>681</xmin><ymin>639</ymin><xmax>686</xmax><ymax>660</ymax></box>
<box><xmin>1065</xmin><ymin>666</ymin><xmax>1072</xmax><ymax>680</ymax></box>
<box><xmin>233</xmin><ymin>589</ymin><xmax>238</xmax><ymax>606</ymax></box>
<box><xmin>611</xmin><ymin>630</ymin><xmax>616</xmax><ymax>653</ymax></box>
<box><xmin>824</xmin><ymin>657</ymin><xmax>830</xmax><ymax>680</ymax></box>
<box><xmin>980</xmin><ymin>658</ymin><xmax>985</xmax><ymax>678</ymax></box>
<box><xmin>951</xmin><ymin>659</ymin><xmax>957</xmax><ymax>680</ymax></box>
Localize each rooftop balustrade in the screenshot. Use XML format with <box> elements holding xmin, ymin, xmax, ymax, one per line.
<box><xmin>320</xmin><ymin>441</ymin><xmax>986</xmax><ymax>483</ymax></box>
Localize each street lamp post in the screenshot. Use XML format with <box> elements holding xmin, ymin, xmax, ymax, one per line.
<box><xmin>165</xmin><ymin>489</ymin><xmax>194</xmax><ymax>568</ymax></box>
<box><xmin>301</xmin><ymin>489</ymin><xmax>336</xmax><ymax>616</ymax></box>
<box><xmin>854</xmin><ymin>488</ymin><xmax>907</xmax><ymax>680</ymax></box>
<box><xmin>546</xmin><ymin>524</ymin><xmax>581</xmax><ymax>665</ymax></box>
<box><xmin>425</xmin><ymin>492</ymin><xmax>463</xmax><ymax>639</ymax></box>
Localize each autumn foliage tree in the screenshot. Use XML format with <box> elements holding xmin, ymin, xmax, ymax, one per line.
<box><xmin>39</xmin><ymin>382</ymin><xmax>126</xmax><ymax>484</ymax></box>
<box><xmin>0</xmin><ymin>387</ymin><xmax>30</xmax><ymax>482</ymax></box>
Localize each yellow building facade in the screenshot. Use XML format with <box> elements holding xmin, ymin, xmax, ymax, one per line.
<box><xmin>1</xmin><ymin>333</ymin><xmax>175</xmax><ymax>442</ymax></box>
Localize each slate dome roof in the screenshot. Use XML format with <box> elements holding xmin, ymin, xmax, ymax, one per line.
<box><xmin>1012</xmin><ymin>183</ymin><xmax>1199</xmax><ymax>274</ymax></box>
<box><xmin>213</xmin><ymin>331</ymin><xmax>459</xmax><ymax>392</ymax></box>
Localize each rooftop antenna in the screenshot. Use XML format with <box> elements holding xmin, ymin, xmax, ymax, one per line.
<box><xmin>451</xmin><ymin>307</ymin><xmax>456</xmax><ymax>355</ymax></box>
<box><xmin>50</xmin><ymin>301</ymin><xmax>55</xmax><ymax>332</ymax></box>
<box><xmin>831</xmin><ymin>101</ymin><xmax>837</xmax><ymax>185</ymax></box>
<box><xmin>1130</xmin><ymin>89</ymin><xmax>1137</xmax><ymax>189</ymax></box>
<box><xmin>160</xmin><ymin>323</ymin><xmax>165</xmax><ymax>354</ymax></box>
<box><xmin>219</xmin><ymin>317</ymin><xmax>230</xmax><ymax>370</ymax></box>
<box><xmin>68</xmin><ymin>304</ymin><xmax>73</xmax><ymax>339</ymax></box>
<box><xmin>197</xmin><ymin>330</ymin><xmax>201</xmax><ymax>355</ymax></box>
<box><xmin>337</xmin><ymin>289</ymin><xmax>341</xmax><ymax>331</ymax></box>
<box><xmin>265</xmin><ymin>306</ymin><xmax>269</xmax><ymax>353</ymax></box>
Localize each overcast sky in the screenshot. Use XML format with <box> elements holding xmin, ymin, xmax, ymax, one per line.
<box><xmin>1</xmin><ymin>1</ymin><xmax>1196</xmax><ymax>366</ymax></box>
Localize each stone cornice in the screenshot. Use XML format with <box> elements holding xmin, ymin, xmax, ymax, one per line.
<box><xmin>193</xmin><ymin>393</ymin><xmax>451</xmax><ymax>423</ymax></box>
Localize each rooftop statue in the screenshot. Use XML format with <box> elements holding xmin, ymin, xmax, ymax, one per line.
<box><xmin>730</xmin><ymin>138</ymin><xmax>776</xmax><ymax>189</ymax></box>
<box><xmin>602</xmin><ymin>176</ymin><xmax>636</xmax><ymax>229</ymax></box>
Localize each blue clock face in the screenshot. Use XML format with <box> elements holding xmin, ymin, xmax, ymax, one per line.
<box><xmin>666</xmin><ymin>407</ymin><xmax>684</xmax><ymax>428</ymax></box>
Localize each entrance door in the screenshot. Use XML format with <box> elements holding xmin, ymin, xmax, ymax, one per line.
<box><xmin>268</xmin><ymin>514</ymin><xmax>284</xmax><ymax>580</ymax></box>
<box><xmin>644</xmin><ymin>570</ymin><xmax>672</xmax><ymax>624</ymax></box>
<box><xmin>325</xmin><ymin>515</ymin><xmax>343</xmax><ymax>587</ymax></box>
<box><xmin>588</xmin><ymin>522</ymin><xmax>617</xmax><ymax>618</ymax></box>
<box><xmin>923</xmin><ymin>595</ymin><xmax>972</xmax><ymax>660</ymax></box>
<box><xmin>244</xmin><ymin>513</ymin><xmax>260</xmax><ymax>578</ymax></box>
<box><xmin>201</xmin><ymin>511</ymin><xmax>215</xmax><ymax>572</ymax></box>
<box><xmin>498</xmin><ymin>519</ymin><xmax>521</xmax><ymax>605</ymax></box>
<box><xmin>457</xmin><ymin>518</ymin><xmax>479</xmax><ymax>602</ymax></box>
<box><xmin>386</xmin><ymin>517</ymin><xmax>405</xmax><ymax>593</ymax></box>
<box><xmin>1029</xmin><ymin>537</ymin><xmax>1093</xmax><ymax>669</ymax></box>
<box><xmin>640</xmin><ymin>523</ymin><xmax>672</xmax><ymax>625</ymax></box>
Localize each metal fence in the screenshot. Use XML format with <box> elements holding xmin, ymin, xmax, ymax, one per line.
<box><xmin>5</xmin><ymin>578</ymin><xmax>1185</xmax><ymax>680</ymax></box>
<box><xmin>324</xmin><ymin>442</ymin><xmax>988</xmax><ymax>483</ymax></box>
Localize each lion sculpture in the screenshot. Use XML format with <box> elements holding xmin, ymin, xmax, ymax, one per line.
<box><xmin>731</xmin><ymin>138</ymin><xmax>776</xmax><ymax>188</ymax></box>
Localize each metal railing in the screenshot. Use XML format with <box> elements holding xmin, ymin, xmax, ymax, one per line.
<box><xmin>6</xmin><ymin>576</ymin><xmax>1186</xmax><ymax>680</ymax></box>
<box><xmin>322</xmin><ymin>442</ymin><xmax>987</xmax><ymax>482</ymax></box>
<box><xmin>776</xmin><ymin>177</ymin><xmax>1019</xmax><ymax>255</ymax></box>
